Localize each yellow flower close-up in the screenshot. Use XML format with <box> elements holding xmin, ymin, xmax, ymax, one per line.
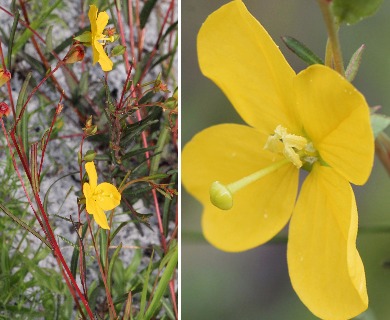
<box><xmin>88</xmin><ymin>5</ymin><xmax>113</xmax><ymax>72</ymax></box>
<box><xmin>182</xmin><ymin>1</ymin><xmax>375</xmax><ymax>319</ymax></box>
<box><xmin>76</xmin><ymin>5</ymin><xmax>114</xmax><ymax>71</ymax></box>
<box><xmin>83</xmin><ymin>161</ymin><xmax>121</xmax><ymax>229</ymax></box>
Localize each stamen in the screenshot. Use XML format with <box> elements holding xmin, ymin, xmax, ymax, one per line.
<box><xmin>209</xmin><ymin>158</ymin><xmax>290</xmax><ymax>210</ymax></box>
<box><xmin>264</xmin><ymin>125</ymin><xmax>318</xmax><ymax>168</ymax></box>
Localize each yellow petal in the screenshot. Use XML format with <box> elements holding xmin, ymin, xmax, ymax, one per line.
<box><xmin>96</xmin><ymin>11</ymin><xmax>109</xmax><ymax>35</ymax></box>
<box><xmin>93</xmin><ymin>205</ymin><xmax>110</xmax><ymax>230</ymax></box>
<box><xmin>294</xmin><ymin>65</ymin><xmax>374</xmax><ymax>185</ymax></box>
<box><xmin>95</xmin><ymin>41</ymin><xmax>113</xmax><ymax>71</ymax></box>
<box><xmin>85</xmin><ymin>190</ymin><xmax>97</xmax><ymax>216</ymax></box>
<box><xmin>288</xmin><ymin>165</ymin><xmax>368</xmax><ymax>319</ymax></box>
<box><xmin>83</xmin><ymin>182</ymin><xmax>92</xmax><ymax>198</ymax></box>
<box><xmin>182</xmin><ymin>124</ymin><xmax>298</xmax><ymax>251</ymax></box>
<box><xmin>85</xmin><ymin>162</ymin><xmax>97</xmax><ymax>190</ymax></box>
<box><xmin>197</xmin><ymin>0</ymin><xmax>297</xmax><ymax>134</ymax></box>
<box><xmin>91</xmin><ymin>41</ymin><xmax>101</xmax><ymax>65</ymax></box>
<box><xmin>88</xmin><ymin>5</ymin><xmax>98</xmax><ymax>35</ymax></box>
<box><xmin>95</xmin><ymin>182</ymin><xmax>121</xmax><ymax>210</ymax></box>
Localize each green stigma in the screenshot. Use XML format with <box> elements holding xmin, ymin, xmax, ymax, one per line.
<box><xmin>209</xmin><ymin>158</ymin><xmax>290</xmax><ymax>211</ymax></box>
<box><xmin>210</xmin><ymin>181</ymin><xmax>233</xmax><ymax>210</ymax></box>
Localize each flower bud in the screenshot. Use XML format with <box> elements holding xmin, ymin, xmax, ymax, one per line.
<box><xmin>64</xmin><ymin>44</ymin><xmax>85</xmax><ymax>64</ymax></box>
<box><xmin>0</xmin><ymin>68</ymin><xmax>11</xmax><ymax>87</ymax></box>
<box><xmin>0</xmin><ymin>102</ymin><xmax>10</xmax><ymax>118</ymax></box>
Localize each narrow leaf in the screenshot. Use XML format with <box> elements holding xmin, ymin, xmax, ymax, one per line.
<box><xmin>45</xmin><ymin>25</ymin><xmax>53</xmax><ymax>53</ymax></box>
<box><xmin>140</xmin><ymin>0</ymin><xmax>158</xmax><ymax>29</ymax></box>
<box><xmin>281</xmin><ymin>36</ymin><xmax>324</xmax><ymax>65</ymax></box>
<box><xmin>144</xmin><ymin>245</ymin><xmax>178</xmax><ymax>320</ymax></box>
<box><xmin>99</xmin><ymin>229</ymin><xmax>108</xmax><ymax>270</ymax></box>
<box><xmin>7</xmin><ymin>9</ymin><xmax>20</xmax><ymax>69</ymax></box>
<box><xmin>345</xmin><ymin>44</ymin><xmax>365</xmax><ymax>82</ymax></box>
<box><xmin>0</xmin><ymin>203</ymin><xmax>51</xmax><ymax>248</ymax></box>
<box><xmin>108</xmin><ymin>243</ymin><xmax>122</xmax><ymax>292</ymax></box>
<box><xmin>16</xmin><ymin>72</ymin><xmax>32</xmax><ymax>163</ymax></box>
<box><xmin>139</xmin><ymin>250</ymin><xmax>155</xmax><ymax>317</ymax></box>
<box><xmin>12</xmin><ymin>0</ymin><xmax>62</xmax><ymax>54</ymax></box>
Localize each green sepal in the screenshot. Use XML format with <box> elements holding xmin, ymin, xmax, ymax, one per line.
<box><xmin>74</xmin><ymin>31</ymin><xmax>92</xmax><ymax>43</ymax></box>
<box><xmin>332</xmin><ymin>0</ymin><xmax>384</xmax><ymax>25</ymax></box>
<box><xmin>371</xmin><ymin>113</ymin><xmax>390</xmax><ymax>138</ymax></box>
<box><xmin>111</xmin><ymin>45</ymin><xmax>126</xmax><ymax>57</ymax></box>
<box><xmin>281</xmin><ymin>36</ymin><xmax>324</xmax><ymax>66</ymax></box>
<box><xmin>83</xmin><ymin>150</ymin><xmax>97</xmax><ymax>162</ymax></box>
<box><xmin>345</xmin><ymin>45</ymin><xmax>365</xmax><ymax>82</ymax></box>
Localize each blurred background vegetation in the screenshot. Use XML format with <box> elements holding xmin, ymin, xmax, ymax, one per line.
<box><xmin>182</xmin><ymin>0</ymin><xmax>390</xmax><ymax>319</ymax></box>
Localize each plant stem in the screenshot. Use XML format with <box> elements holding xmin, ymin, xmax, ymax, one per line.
<box><xmin>317</xmin><ymin>0</ymin><xmax>344</xmax><ymax>76</ymax></box>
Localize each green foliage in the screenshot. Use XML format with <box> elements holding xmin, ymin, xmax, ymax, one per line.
<box><xmin>332</xmin><ymin>0</ymin><xmax>384</xmax><ymax>24</ymax></box>
<box><xmin>0</xmin><ymin>0</ymin><xmax>178</xmax><ymax>318</ymax></box>
<box><xmin>0</xmin><ymin>0</ymin><xmax>178</xmax><ymax>320</ymax></box>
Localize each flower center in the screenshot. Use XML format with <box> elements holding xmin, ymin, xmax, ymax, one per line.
<box><xmin>264</xmin><ymin>125</ymin><xmax>318</xmax><ymax>168</ymax></box>
<box><xmin>209</xmin><ymin>125</ymin><xmax>319</xmax><ymax>211</ymax></box>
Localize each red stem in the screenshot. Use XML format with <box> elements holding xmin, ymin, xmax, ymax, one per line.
<box><xmin>85</xmin><ymin>213</ymin><xmax>118</xmax><ymax>318</ymax></box>
<box><xmin>0</xmin><ymin>5</ymin><xmax>101</xmax><ymax>117</ymax></box>
<box><xmin>4</xmin><ymin>122</ymin><xmax>94</xmax><ymax>318</ymax></box>
<box><xmin>13</xmin><ymin>62</ymin><xmax>63</xmax><ymax>130</ymax></box>
<box><xmin>38</xmin><ymin>95</ymin><xmax>64</xmax><ymax>177</ymax></box>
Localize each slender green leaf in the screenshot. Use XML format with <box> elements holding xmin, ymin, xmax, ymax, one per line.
<box><xmin>144</xmin><ymin>245</ymin><xmax>178</xmax><ymax>320</ymax></box>
<box><xmin>12</xmin><ymin>0</ymin><xmax>62</xmax><ymax>54</ymax></box>
<box><xmin>150</xmin><ymin>117</ymin><xmax>170</xmax><ymax>175</ymax></box>
<box><xmin>281</xmin><ymin>36</ymin><xmax>323</xmax><ymax>65</ymax></box>
<box><xmin>140</xmin><ymin>0</ymin><xmax>158</xmax><ymax>29</ymax></box>
<box><xmin>345</xmin><ymin>45</ymin><xmax>365</xmax><ymax>82</ymax></box>
<box><xmin>0</xmin><ymin>203</ymin><xmax>51</xmax><ymax>248</ymax></box>
<box><xmin>43</xmin><ymin>171</ymin><xmax>79</xmax><ymax>213</ymax></box>
<box><xmin>120</xmin><ymin>119</ymin><xmax>159</xmax><ymax>147</ymax></box>
<box><xmin>122</xmin><ymin>146</ymin><xmax>157</xmax><ymax>160</ymax></box>
<box><xmin>7</xmin><ymin>9</ymin><xmax>20</xmax><ymax>69</ymax></box>
<box><xmin>160</xmin><ymin>21</ymin><xmax>178</xmax><ymax>45</ymax></box>
<box><xmin>163</xmin><ymin>172</ymin><xmax>177</xmax><ymax>236</ymax></box>
<box><xmin>99</xmin><ymin>228</ymin><xmax>108</xmax><ymax>270</ymax></box>
<box><xmin>45</xmin><ymin>25</ymin><xmax>53</xmax><ymax>53</ymax></box>
<box><xmin>79</xmin><ymin>71</ymin><xmax>89</xmax><ymax>96</ymax></box>
<box><xmin>16</xmin><ymin>72</ymin><xmax>32</xmax><ymax>163</ymax></box>
<box><xmin>139</xmin><ymin>250</ymin><xmax>155</xmax><ymax>318</ymax></box>
<box><xmin>110</xmin><ymin>222</ymin><xmax>129</xmax><ymax>241</ymax></box>
<box><xmin>108</xmin><ymin>243</ymin><xmax>122</xmax><ymax>292</ymax></box>
<box><xmin>70</xmin><ymin>223</ymin><xmax>89</xmax><ymax>278</ymax></box>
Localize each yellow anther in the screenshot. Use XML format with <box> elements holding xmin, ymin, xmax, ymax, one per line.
<box><xmin>265</xmin><ymin>125</ymin><xmax>318</xmax><ymax>168</ymax></box>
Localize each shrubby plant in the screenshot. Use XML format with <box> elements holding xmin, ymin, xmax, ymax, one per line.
<box><xmin>0</xmin><ymin>0</ymin><xmax>177</xmax><ymax>319</ymax></box>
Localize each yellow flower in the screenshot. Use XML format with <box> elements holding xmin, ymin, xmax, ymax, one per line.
<box><xmin>182</xmin><ymin>1</ymin><xmax>374</xmax><ymax>319</ymax></box>
<box><xmin>76</xmin><ymin>5</ymin><xmax>114</xmax><ymax>71</ymax></box>
<box><xmin>83</xmin><ymin>162</ymin><xmax>121</xmax><ymax>229</ymax></box>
